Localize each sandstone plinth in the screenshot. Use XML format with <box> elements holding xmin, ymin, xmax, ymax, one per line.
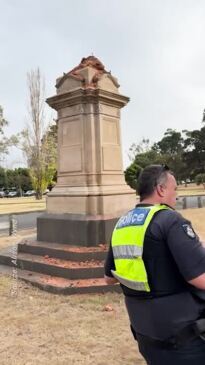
<box><xmin>37</xmin><ymin>56</ymin><xmax>136</xmax><ymax>245</ymax></box>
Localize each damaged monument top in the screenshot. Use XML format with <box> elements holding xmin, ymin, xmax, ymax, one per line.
<box><xmin>55</xmin><ymin>55</ymin><xmax>120</xmax><ymax>93</ymax></box>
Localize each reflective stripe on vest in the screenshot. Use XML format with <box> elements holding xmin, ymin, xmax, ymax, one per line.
<box><xmin>111</xmin><ymin>204</ymin><xmax>170</xmax><ymax>292</ymax></box>
<box><xmin>112</xmin><ymin>245</ymin><xmax>142</xmax><ymax>259</ymax></box>
<box><xmin>111</xmin><ymin>270</ymin><xmax>149</xmax><ymax>291</ymax></box>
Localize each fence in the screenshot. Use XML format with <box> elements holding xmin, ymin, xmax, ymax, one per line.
<box><xmin>176</xmin><ymin>195</ymin><xmax>205</xmax><ymax>210</ymax></box>
<box><xmin>0</xmin><ymin>215</ymin><xmax>18</xmax><ymax>236</ymax></box>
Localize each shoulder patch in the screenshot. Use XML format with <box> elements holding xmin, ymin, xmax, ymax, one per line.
<box><xmin>116</xmin><ymin>208</ymin><xmax>150</xmax><ymax>229</ymax></box>
<box><xmin>182</xmin><ymin>224</ymin><xmax>196</xmax><ymax>239</ymax></box>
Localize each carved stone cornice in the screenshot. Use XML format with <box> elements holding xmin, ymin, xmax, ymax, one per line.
<box><xmin>46</xmin><ymin>88</ymin><xmax>129</xmax><ymax>111</ymax></box>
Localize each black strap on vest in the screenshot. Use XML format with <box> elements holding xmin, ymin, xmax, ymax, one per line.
<box><xmin>134</xmin><ymin>318</ymin><xmax>205</xmax><ymax>350</ymax></box>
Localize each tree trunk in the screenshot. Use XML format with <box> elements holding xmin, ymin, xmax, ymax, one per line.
<box><xmin>35</xmin><ymin>190</ymin><xmax>43</xmax><ymax>200</ymax></box>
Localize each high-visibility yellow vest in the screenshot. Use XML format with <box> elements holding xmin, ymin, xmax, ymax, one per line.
<box><xmin>111</xmin><ymin>205</ymin><xmax>169</xmax><ymax>291</ymax></box>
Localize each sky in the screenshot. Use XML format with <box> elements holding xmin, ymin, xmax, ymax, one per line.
<box><xmin>1</xmin><ymin>0</ymin><xmax>205</xmax><ymax>168</ymax></box>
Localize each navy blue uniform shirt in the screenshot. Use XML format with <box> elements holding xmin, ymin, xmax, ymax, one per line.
<box><xmin>104</xmin><ymin>204</ymin><xmax>205</xmax><ymax>339</ymax></box>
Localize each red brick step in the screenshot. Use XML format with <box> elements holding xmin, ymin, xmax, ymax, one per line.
<box><xmin>0</xmin><ymin>240</ymin><xmax>118</xmax><ymax>295</ymax></box>
<box><xmin>18</xmin><ymin>240</ymin><xmax>107</xmax><ymax>261</ymax></box>
<box><xmin>0</xmin><ymin>250</ymin><xmax>104</xmax><ymax>280</ymax></box>
<box><xmin>0</xmin><ymin>264</ymin><xmax>121</xmax><ymax>295</ymax></box>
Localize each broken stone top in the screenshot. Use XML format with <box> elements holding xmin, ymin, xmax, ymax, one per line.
<box><xmin>69</xmin><ymin>55</ymin><xmax>106</xmax><ymax>75</ymax></box>
<box><xmin>56</xmin><ymin>55</ymin><xmax>120</xmax><ymax>93</ymax></box>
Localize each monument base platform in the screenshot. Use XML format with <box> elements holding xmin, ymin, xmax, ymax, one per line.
<box><xmin>37</xmin><ymin>213</ymin><xmax>119</xmax><ymax>246</ymax></box>
<box><xmin>0</xmin><ymin>239</ymin><xmax>122</xmax><ymax>295</ymax></box>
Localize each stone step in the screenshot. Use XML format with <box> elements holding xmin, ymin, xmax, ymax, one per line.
<box><xmin>0</xmin><ymin>264</ymin><xmax>121</xmax><ymax>295</ymax></box>
<box><xmin>18</xmin><ymin>240</ymin><xmax>107</xmax><ymax>261</ymax></box>
<box><xmin>0</xmin><ymin>250</ymin><xmax>104</xmax><ymax>280</ymax></box>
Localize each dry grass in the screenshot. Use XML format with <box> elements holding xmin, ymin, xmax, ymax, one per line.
<box><xmin>0</xmin><ymin>229</ymin><xmax>36</xmax><ymax>250</ymax></box>
<box><xmin>177</xmin><ymin>183</ymin><xmax>205</xmax><ymax>196</ymax></box>
<box><xmin>180</xmin><ymin>207</ymin><xmax>205</xmax><ymax>241</ymax></box>
<box><xmin>0</xmin><ymin>197</ymin><xmax>46</xmax><ymax>215</ymax></box>
<box><xmin>0</xmin><ymin>277</ymin><xmax>145</xmax><ymax>365</ymax></box>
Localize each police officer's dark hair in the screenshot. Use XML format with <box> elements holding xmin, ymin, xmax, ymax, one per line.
<box><xmin>137</xmin><ymin>164</ymin><xmax>173</xmax><ymax>201</ymax></box>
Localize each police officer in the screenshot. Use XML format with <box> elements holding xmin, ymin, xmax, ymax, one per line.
<box><xmin>104</xmin><ymin>165</ymin><xmax>205</xmax><ymax>365</ymax></box>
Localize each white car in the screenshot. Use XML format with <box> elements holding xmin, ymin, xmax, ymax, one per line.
<box><xmin>24</xmin><ymin>190</ymin><xmax>36</xmax><ymax>196</ymax></box>
<box><xmin>7</xmin><ymin>191</ymin><xmax>18</xmax><ymax>198</ymax></box>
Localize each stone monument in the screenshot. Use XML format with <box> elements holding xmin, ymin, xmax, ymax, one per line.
<box><xmin>37</xmin><ymin>56</ymin><xmax>136</xmax><ymax>246</ymax></box>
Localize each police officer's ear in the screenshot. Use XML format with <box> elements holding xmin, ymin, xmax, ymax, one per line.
<box><xmin>156</xmin><ymin>183</ymin><xmax>166</xmax><ymax>197</ymax></box>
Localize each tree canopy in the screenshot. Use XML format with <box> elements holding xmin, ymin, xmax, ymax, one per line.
<box><xmin>125</xmin><ymin>119</ymin><xmax>205</xmax><ymax>190</ymax></box>
<box><xmin>0</xmin><ymin>167</ymin><xmax>32</xmax><ymax>193</ymax></box>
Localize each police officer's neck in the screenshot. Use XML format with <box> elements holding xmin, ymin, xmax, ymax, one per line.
<box><xmin>140</xmin><ymin>195</ymin><xmax>163</xmax><ymax>206</ymax></box>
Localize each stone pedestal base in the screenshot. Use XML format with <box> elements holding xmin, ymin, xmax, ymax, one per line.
<box><xmin>46</xmin><ymin>186</ymin><xmax>136</xmax><ymax>216</ymax></box>
<box><xmin>37</xmin><ymin>213</ymin><xmax>120</xmax><ymax>246</ymax></box>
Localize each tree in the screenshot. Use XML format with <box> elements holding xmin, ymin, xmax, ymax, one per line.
<box><xmin>0</xmin><ymin>167</ymin><xmax>7</xmax><ymax>188</ymax></box>
<box><xmin>134</xmin><ymin>149</ymin><xmax>164</xmax><ymax>168</ymax></box>
<box><xmin>124</xmin><ymin>145</ymin><xmax>163</xmax><ymax>190</ymax></box>
<box><xmin>195</xmin><ymin>173</ymin><xmax>205</xmax><ymax>189</ymax></box>
<box><xmin>0</xmin><ymin>105</ymin><xmax>18</xmax><ymax>159</ymax></box>
<box><xmin>128</xmin><ymin>138</ymin><xmax>151</xmax><ymax>162</ymax></box>
<box><xmin>125</xmin><ymin>108</ymin><xmax>205</xmax><ymax>189</ymax></box>
<box><xmin>183</xmin><ymin>126</ymin><xmax>205</xmax><ymax>178</ymax></box>
<box><xmin>124</xmin><ymin>163</ymin><xmax>142</xmax><ymax>190</ymax></box>
<box><xmin>0</xmin><ymin>167</ymin><xmax>32</xmax><ymax>192</ymax></box>
<box><xmin>40</xmin><ymin>122</ymin><xmax>57</xmax><ymax>189</ymax></box>
<box><xmin>152</xmin><ymin>129</ymin><xmax>184</xmax><ymax>156</ymax></box>
<box><xmin>152</xmin><ymin>129</ymin><xmax>188</xmax><ymax>183</ymax></box>
<box><xmin>13</xmin><ymin>168</ymin><xmax>33</xmax><ymax>194</ymax></box>
<box><xmin>125</xmin><ymin>129</ymin><xmax>188</xmax><ymax>189</ymax></box>
<box><xmin>21</xmin><ymin>68</ymin><xmax>57</xmax><ymax>199</ymax></box>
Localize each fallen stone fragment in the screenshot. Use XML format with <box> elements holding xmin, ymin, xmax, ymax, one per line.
<box><xmin>103</xmin><ymin>304</ymin><xmax>114</xmax><ymax>312</ymax></box>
